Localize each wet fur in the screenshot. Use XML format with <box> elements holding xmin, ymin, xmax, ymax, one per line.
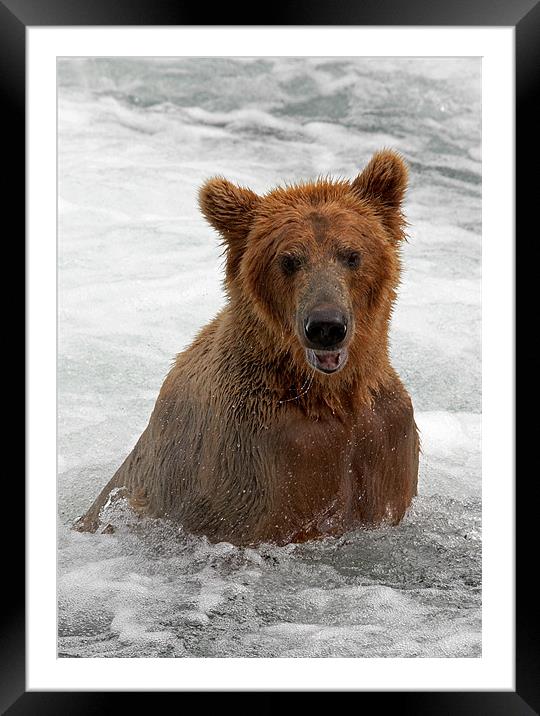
<box><xmin>75</xmin><ymin>150</ymin><xmax>420</xmax><ymax>546</ymax></box>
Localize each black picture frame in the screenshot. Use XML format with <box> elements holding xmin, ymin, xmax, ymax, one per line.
<box><xmin>9</xmin><ymin>0</ymin><xmax>532</xmax><ymax>710</ymax></box>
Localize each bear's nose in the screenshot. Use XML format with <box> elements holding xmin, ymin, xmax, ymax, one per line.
<box><xmin>304</xmin><ymin>307</ymin><xmax>348</xmax><ymax>348</ymax></box>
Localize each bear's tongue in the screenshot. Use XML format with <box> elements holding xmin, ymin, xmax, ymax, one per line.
<box><xmin>306</xmin><ymin>348</ymin><xmax>348</xmax><ymax>373</ymax></box>
<box><xmin>316</xmin><ymin>352</ymin><xmax>341</xmax><ymax>370</ymax></box>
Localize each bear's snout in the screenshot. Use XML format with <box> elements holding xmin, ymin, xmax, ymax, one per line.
<box><xmin>304</xmin><ymin>306</ymin><xmax>348</xmax><ymax>349</ymax></box>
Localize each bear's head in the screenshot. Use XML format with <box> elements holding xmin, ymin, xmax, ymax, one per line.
<box><xmin>199</xmin><ymin>150</ymin><xmax>407</xmax><ymax>380</ymax></box>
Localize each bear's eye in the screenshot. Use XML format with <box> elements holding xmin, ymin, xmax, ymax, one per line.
<box><xmin>280</xmin><ymin>254</ymin><xmax>303</xmax><ymax>276</ymax></box>
<box><xmin>339</xmin><ymin>250</ymin><xmax>362</xmax><ymax>269</ymax></box>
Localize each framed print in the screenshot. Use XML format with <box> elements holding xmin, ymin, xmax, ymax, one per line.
<box><xmin>8</xmin><ymin>0</ymin><xmax>534</xmax><ymax>710</ymax></box>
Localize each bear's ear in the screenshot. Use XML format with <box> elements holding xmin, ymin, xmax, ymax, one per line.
<box><xmin>351</xmin><ymin>150</ymin><xmax>408</xmax><ymax>240</ymax></box>
<box><xmin>198</xmin><ymin>177</ymin><xmax>261</xmax><ymax>282</ymax></box>
<box><xmin>199</xmin><ymin>177</ymin><xmax>260</xmax><ymax>240</ymax></box>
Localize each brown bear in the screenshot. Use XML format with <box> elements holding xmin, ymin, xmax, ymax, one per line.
<box><xmin>75</xmin><ymin>149</ymin><xmax>420</xmax><ymax>546</ymax></box>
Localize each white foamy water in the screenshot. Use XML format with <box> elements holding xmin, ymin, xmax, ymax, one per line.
<box><xmin>57</xmin><ymin>57</ymin><xmax>481</xmax><ymax>658</ymax></box>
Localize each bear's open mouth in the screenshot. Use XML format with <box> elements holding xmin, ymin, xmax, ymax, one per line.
<box><xmin>306</xmin><ymin>348</ymin><xmax>348</xmax><ymax>374</ymax></box>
